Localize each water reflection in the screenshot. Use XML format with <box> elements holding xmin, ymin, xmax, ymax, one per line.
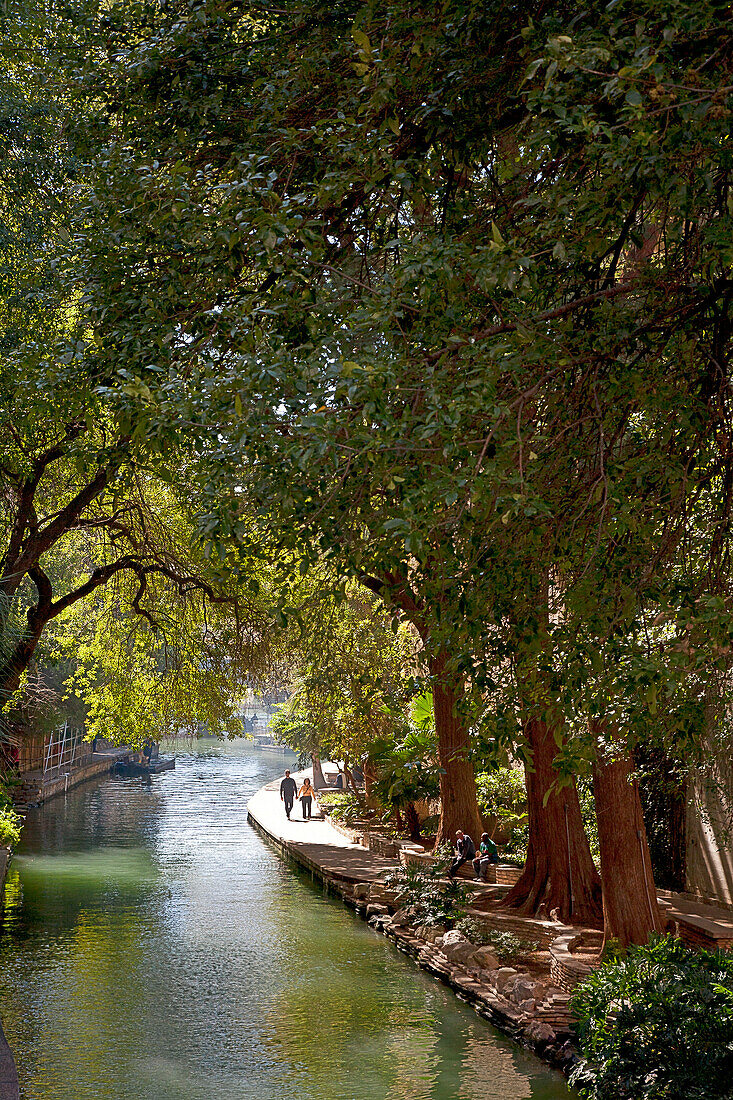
<box><xmin>0</xmin><ymin>741</ymin><xmax>574</xmax><ymax>1100</ymax></box>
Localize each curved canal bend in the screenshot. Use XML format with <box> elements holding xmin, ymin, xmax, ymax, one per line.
<box><xmin>0</xmin><ymin>741</ymin><xmax>574</xmax><ymax>1100</ymax></box>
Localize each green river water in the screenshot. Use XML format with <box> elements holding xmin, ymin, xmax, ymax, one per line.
<box><xmin>0</xmin><ymin>739</ymin><xmax>575</xmax><ymax>1100</ymax></box>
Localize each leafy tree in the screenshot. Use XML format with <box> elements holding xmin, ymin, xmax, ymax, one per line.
<box><xmin>0</xmin><ymin>7</ymin><xmax>278</xmax><ymax>744</ymax></box>
<box><xmin>271</xmin><ymin>583</ymin><xmax>417</xmax><ymax>789</ymax></box>
<box><xmin>43</xmin><ymin>0</ymin><xmax>733</xmax><ymax>941</ymax></box>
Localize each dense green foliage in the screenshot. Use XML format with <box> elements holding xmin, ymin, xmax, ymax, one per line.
<box><xmin>0</xmin><ymin>791</ymin><xmax>21</xmax><ymax>849</ymax></box>
<box><xmin>571</xmin><ymin>936</ymin><xmax>733</xmax><ymax>1100</ymax></box>
<box><xmin>0</xmin><ymin>2</ymin><xmax>283</xmax><ymax>748</ymax></box>
<box><xmin>2</xmin><ymin>0</ymin><xmax>733</xmax><ymax>950</ymax></box>
<box><xmin>454</xmin><ymin>918</ymin><xmax>540</xmax><ymax>963</ymax></box>
<box><xmin>384</xmin><ymin>849</ymin><xmax>470</xmax><ymax>927</ymax></box>
<box><xmin>53</xmin><ymin>0</ymin><xmax>733</xmax><ymax>819</ymax></box>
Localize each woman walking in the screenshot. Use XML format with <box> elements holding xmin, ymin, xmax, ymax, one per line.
<box><xmin>298</xmin><ymin>777</ymin><xmax>315</xmax><ymax>820</ymax></box>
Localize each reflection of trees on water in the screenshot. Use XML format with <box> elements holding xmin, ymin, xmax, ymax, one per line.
<box><xmin>0</xmin><ymin>744</ymin><xmax>571</xmax><ymax>1100</ymax></box>
<box><xmin>1</xmin><ymin>780</ymin><xmax>164</xmax><ymax>941</ymax></box>
<box><xmin>0</xmin><ymin>862</ymin><xmax>157</xmax><ymax>1098</ymax></box>
<box><xmin>262</xmin><ymin>890</ymin><xmax>557</xmax><ymax>1100</ymax></box>
<box><xmin>22</xmin><ymin>777</ymin><xmax>167</xmax><ymax>856</ymax></box>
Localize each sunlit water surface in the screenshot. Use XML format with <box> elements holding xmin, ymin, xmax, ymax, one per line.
<box><xmin>0</xmin><ymin>740</ymin><xmax>574</xmax><ymax>1100</ymax></box>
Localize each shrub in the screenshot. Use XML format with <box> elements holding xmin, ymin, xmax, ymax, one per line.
<box><xmin>453</xmin><ymin>919</ymin><xmax>539</xmax><ymax>962</ymax></box>
<box><xmin>0</xmin><ymin>806</ymin><xmax>22</xmax><ymax>849</ymax></box>
<box><xmin>484</xmin><ymin>929</ymin><xmax>540</xmax><ymax>963</ymax></box>
<box><xmin>317</xmin><ymin>790</ymin><xmax>369</xmax><ymax>825</ymax></box>
<box><xmin>454</xmin><ymin>916</ymin><xmax>495</xmax><ymax>945</ymax></box>
<box><xmin>570</xmin><ymin>935</ymin><xmax>733</xmax><ymax>1100</ymax></box>
<box><xmin>384</xmin><ymin>849</ymin><xmax>470</xmax><ymax>927</ymax></box>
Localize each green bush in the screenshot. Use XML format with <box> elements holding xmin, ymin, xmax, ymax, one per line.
<box><xmin>384</xmin><ymin>847</ymin><xmax>470</xmax><ymax>927</ymax></box>
<box><xmin>454</xmin><ymin>918</ymin><xmax>539</xmax><ymax>962</ymax></box>
<box><xmin>475</xmin><ymin>767</ymin><xmax>528</xmax><ymax>865</ymax></box>
<box><xmin>454</xmin><ymin>916</ymin><xmax>496</xmax><ymax>945</ymax></box>
<box><xmin>570</xmin><ymin>935</ymin><xmax>733</xmax><ymax>1100</ymax></box>
<box><xmin>484</xmin><ymin>929</ymin><xmax>540</xmax><ymax>963</ymax></box>
<box><xmin>317</xmin><ymin>790</ymin><xmax>369</xmax><ymax>825</ymax></box>
<box><xmin>0</xmin><ymin>806</ymin><xmax>22</xmax><ymax>849</ymax></box>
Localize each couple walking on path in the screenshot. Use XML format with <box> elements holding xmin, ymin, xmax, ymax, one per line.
<box><xmin>280</xmin><ymin>771</ymin><xmax>316</xmax><ymax>820</ymax></box>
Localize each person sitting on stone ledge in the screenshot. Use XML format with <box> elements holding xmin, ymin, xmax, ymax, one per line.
<box><xmin>473</xmin><ymin>832</ymin><xmax>499</xmax><ymax>881</ymax></box>
<box><xmin>448</xmin><ymin>830</ymin><xmax>475</xmax><ymax>878</ymax></box>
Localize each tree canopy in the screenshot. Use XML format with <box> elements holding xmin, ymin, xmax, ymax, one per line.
<box><xmin>1</xmin><ymin>0</ymin><xmax>731</xmax><ymax>944</ymax></box>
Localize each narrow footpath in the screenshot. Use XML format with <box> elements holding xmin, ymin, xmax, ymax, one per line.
<box><xmin>246</xmin><ymin>777</ymin><xmax>397</xmax><ymax>885</ymax></box>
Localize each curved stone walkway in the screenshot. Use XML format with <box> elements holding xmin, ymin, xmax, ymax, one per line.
<box><xmin>246</xmin><ymin>774</ymin><xmax>398</xmax><ymax>885</ymax></box>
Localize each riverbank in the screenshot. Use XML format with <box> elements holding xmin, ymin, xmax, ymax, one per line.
<box><xmin>247</xmin><ymin>776</ymin><xmax>580</xmax><ymax>1081</ymax></box>
<box><xmin>12</xmin><ymin>748</ymin><xmax>144</xmax><ymax>812</ymax></box>
<box><xmin>1</xmin><ymin>740</ymin><xmax>573</xmax><ymax>1100</ymax></box>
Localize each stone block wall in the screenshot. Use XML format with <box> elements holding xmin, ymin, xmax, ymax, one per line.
<box><xmin>495</xmin><ymin>864</ymin><xmax>522</xmax><ymax>886</ymax></box>
<box><xmin>549</xmin><ymin>932</ymin><xmax>595</xmax><ymax>993</ymax></box>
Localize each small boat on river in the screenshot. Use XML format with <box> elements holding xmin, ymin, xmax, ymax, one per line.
<box><xmin>114</xmin><ymin>756</ymin><xmax>175</xmax><ymax>777</ymax></box>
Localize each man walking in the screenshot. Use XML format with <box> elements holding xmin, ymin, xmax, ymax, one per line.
<box><xmin>448</xmin><ymin>830</ymin><xmax>476</xmax><ymax>878</ymax></box>
<box><xmin>280</xmin><ymin>770</ymin><xmax>297</xmax><ymax>819</ymax></box>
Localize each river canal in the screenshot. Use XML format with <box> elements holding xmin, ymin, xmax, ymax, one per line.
<box><xmin>0</xmin><ymin>740</ymin><xmax>574</xmax><ymax>1100</ymax></box>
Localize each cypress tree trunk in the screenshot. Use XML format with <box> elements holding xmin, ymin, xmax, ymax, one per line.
<box><xmin>405</xmin><ymin>801</ymin><xmax>422</xmax><ymax>843</ymax></box>
<box><xmin>502</xmin><ymin>716</ymin><xmax>603</xmax><ymax>925</ymax></box>
<box><xmin>593</xmin><ymin>749</ymin><xmax>665</xmax><ymax>948</ymax></box>
<box><xmin>311</xmin><ymin>752</ymin><xmax>327</xmax><ymax>790</ymax></box>
<box><xmin>429</xmin><ymin>651</ymin><xmax>483</xmax><ymax>847</ymax></box>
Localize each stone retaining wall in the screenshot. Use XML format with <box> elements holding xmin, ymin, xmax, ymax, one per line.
<box><xmin>464</xmin><ymin>907</ymin><xmax>567</xmax><ymax>950</ymax></box>
<box><xmin>349</xmin><ymin>897</ymin><xmax>579</xmax><ymax>1073</ymax></box>
<box><xmin>549</xmin><ymin>932</ymin><xmax>595</xmax><ymax>993</ymax></box>
<box><xmin>366</xmin><ymin>832</ymin><xmax>400</xmax><ymax>858</ymax></box>
<box><xmin>495</xmin><ymin>864</ymin><xmax>523</xmax><ymax>886</ymax></box>
<box><xmin>17</xmin><ymin>752</ymin><xmax>137</xmax><ymax>809</ymax></box>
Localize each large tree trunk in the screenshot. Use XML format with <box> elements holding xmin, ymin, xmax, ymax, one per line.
<box><xmin>311</xmin><ymin>752</ymin><xmax>327</xmax><ymax>790</ymax></box>
<box><xmin>502</xmin><ymin>717</ymin><xmax>603</xmax><ymax>926</ymax></box>
<box><xmin>430</xmin><ymin>652</ymin><xmax>483</xmax><ymax>846</ymax></box>
<box><xmin>593</xmin><ymin>749</ymin><xmax>665</xmax><ymax>948</ymax></box>
<box><xmin>405</xmin><ymin>801</ymin><xmax>422</xmax><ymax>843</ymax></box>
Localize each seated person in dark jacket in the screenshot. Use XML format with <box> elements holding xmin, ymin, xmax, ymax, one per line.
<box><xmin>448</xmin><ymin>830</ymin><xmax>476</xmax><ymax>878</ymax></box>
